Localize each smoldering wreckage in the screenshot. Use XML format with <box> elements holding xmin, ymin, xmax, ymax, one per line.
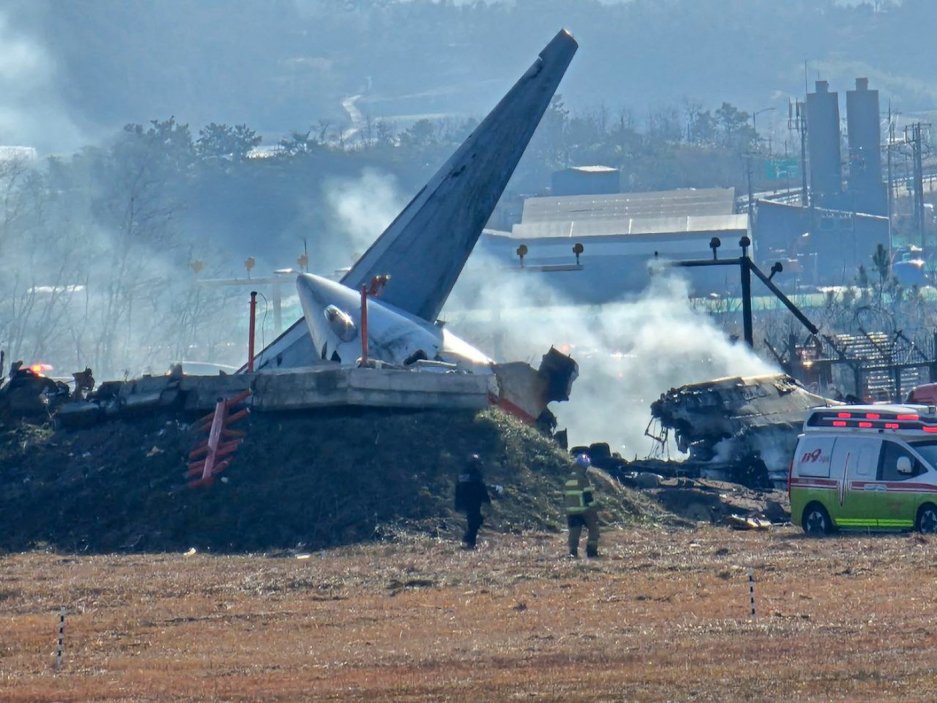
<box><xmin>1</xmin><ymin>29</ymin><xmax>841</xmax><ymax>544</ymax></box>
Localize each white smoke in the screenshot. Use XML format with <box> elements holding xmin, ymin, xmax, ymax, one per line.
<box><xmin>322</xmin><ymin>168</ymin><xmax>405</xmax><ymax>270</ymax></box>
<box><xmin>445</xmin><ymin>254</ymin><xmax>779</xmax><ymax>459</ymax></box>
<box><xmin>0</xmin><ymin>11</ymin><xmax>86</xmax><ymax>154</ymax></box>
<box><xmin>317</xmin><ymin>169</ymin><xmax>781</xmax><ymax>462</ymax></box>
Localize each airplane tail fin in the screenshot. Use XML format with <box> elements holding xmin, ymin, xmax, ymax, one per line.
<box><xmin>342</xmin><ymin>29</ymin><xmax>578</xmax><ymax>322</ymax></box>
<box><xmin>248</xmin><ymin>30</ymin><xmax>577</xmax><ymax>371</ymax></box>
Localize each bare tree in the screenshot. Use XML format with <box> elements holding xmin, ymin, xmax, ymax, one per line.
<box><xmin>0</xmin><ymin>155</ymin><xmax>84</xmax><ymax>370</ymax></box>
<box><xmin>83</xmin><ymin>118</ymin><xmax>193</xmax><ymax>376</ymax></box>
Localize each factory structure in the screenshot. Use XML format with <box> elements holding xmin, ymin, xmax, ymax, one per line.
<box><xmin>469</xmin><ymin>77</ymin><xmax>910</xmax><ymax>305</ymax></box>
<box><xmin>756</xmin><ymin>78</ymin><xmax>893</xmax><ymax>289</ymax></box>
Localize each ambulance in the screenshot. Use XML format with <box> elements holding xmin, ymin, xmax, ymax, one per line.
<box><xmin>788</xmin><ymin>404</ymin><xmax>937</xmax><ymax>535</ymax></box>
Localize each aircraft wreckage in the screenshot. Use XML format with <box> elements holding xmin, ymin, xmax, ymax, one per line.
<box><xmin>6</xmin><ymin>30</ymin><xmax>581</xmax><ymax>430</ymax></box>
<box><xmin>236</xmin><ymin>28</ymin><xmax>581</xmax><ymax>426</ymax></box>
<box><xmin>648</xmin><ymin>373</ymin><xmax>839</xmax><ymax>488</ymax></box>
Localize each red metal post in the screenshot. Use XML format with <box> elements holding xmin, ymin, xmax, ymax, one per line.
<box><xmin>360</xmin><ymin>285</ymin><xmax>369</xmax><ymax>366</ymax></box>
<box><xmin>247</xmin><ymin>291</ymin><xmax>257</xmax><ymax>372</ymax></box>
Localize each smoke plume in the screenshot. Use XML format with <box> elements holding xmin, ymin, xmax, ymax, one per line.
<box><xmin>445</xmin><ymin>255</ymin><xmax>779</xmax><ymax>459</ymax></box>
<box><xmin>321</xmin><ymin>168</ymin><xmax>405</xmax><ymax>272</ymax></box>
<box><xmin>0</xmin><ymin>10</ymin><xmax>85</xmax><ymax>154</ymax></box>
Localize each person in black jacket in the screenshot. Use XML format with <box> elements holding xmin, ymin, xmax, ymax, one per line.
<box><xmin>454</xmin><ymin>454</ymin><xmax>491</xmax><ymax>549</ymax></box>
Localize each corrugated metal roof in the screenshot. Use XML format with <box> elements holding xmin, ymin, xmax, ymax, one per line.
<box><xmin>509</xmin><ymin>214</ymin><xmax>748</xmax><ymax>239</ymax></box>
<box><xmin>521</xmin><ymin>187</ymin><xmax>736</xmax><ymax>223</ymax></box>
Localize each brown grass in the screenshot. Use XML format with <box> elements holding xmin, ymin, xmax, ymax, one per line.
<box><xmin>2</xmin><ymin>526</ymin><xmax>937</xmax><ymax>702</ymax></box>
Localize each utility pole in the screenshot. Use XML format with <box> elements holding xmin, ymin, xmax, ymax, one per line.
<box><xmin>746</xmin><ymin>154</ymin><xmax>754</xmax><ymax>222</ymax></box>
<box><xmin>886</xmin><ymin>103</ymin><xmax>894</xmax><ymax>238</ymax></box>
<box><xmin>789</xmin><ymin>100</ymin><xmax>809</xmax><ymax>207</ymax></box>
<box><xmin>800</xmin><ymin>102</ymin><xmax>809</xmax><ymax>208</ymax></box>
<box><xmin>906</xmin><ymin>122</ymin><xmax>930</xmax><ymax>248</ymax></box>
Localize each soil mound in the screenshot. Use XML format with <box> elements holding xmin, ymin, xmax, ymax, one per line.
<box><xmin>0</xmin><ymin>408</ymin><xmax>667</xmax><ymax>553</ymax></box>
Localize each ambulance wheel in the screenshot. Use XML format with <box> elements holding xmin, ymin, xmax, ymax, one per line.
<box><xmin>916</xmin><ymin>504</ymin><xmax>937</xmax><ymax>534</ymax></box>
<box><xmin>802</xmin><ymin>504</ymin><xmax>832</xmax><ymax>537</ymax></box>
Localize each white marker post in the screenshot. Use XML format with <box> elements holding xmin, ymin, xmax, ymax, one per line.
<box><xmin>748</xmin><ymin>571</ymin><xmax>756</xmax><ymax>622</ymax></box>
<box><xmin>55</xmin><ymin>607</ymin><xmax>65</xmax><ymax>672</ymax></box>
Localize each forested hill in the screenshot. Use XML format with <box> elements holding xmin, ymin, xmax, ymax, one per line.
<box><xmin>4</xmin><ymin>0</ymin><xmax>937</xmax><ymax>155</ymax></box>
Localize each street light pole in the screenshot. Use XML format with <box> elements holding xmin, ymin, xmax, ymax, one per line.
<box><xmin>748</xmin><ymin>106</ymin><xmax>777</xmax><ymax>224</ymax></box>
<box><xmin>752</xmin><ymin>106</ymin><xmax>776</xmax><ymax>153</ymax></box>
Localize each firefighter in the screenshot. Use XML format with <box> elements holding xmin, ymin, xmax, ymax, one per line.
<box><xmin>454</xmin><ymin>454</ymin><xmax>491</xmax><ymax>550</ymax></box>
<box><xmin>71</xmin><ymin>367</ymin><xmax>95</xmax><ymax>401</ymax></box>
<box><xmin>565</xmin><ymin>453</ymin><xmax>600</xmax><ymax>558</ymax></box>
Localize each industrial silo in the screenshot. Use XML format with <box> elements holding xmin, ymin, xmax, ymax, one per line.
<box><xmin>846</xmin><ymin>77</ymin><xmax>886</xmax><ymax>216</ymax></box>
<box><xmin>807</xmin><ymin>80</ymin><xmax>843</xmax><ymax>209</ymax></box>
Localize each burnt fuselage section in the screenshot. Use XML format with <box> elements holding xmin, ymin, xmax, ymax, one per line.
<box><xmin>651</xmin><ymin>373</ymin><xmax>839</xmax><ymax>487</ymax></box>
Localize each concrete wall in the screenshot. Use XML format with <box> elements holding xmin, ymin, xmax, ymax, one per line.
<box><xmin>177</xmin><ymin>367</ymin><xmax>492</xmax><ymax>412</ymax></box>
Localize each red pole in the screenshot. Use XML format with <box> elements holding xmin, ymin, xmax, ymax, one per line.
<box><xmin>247</xmin><ymin>291</ymin><xmax>257</xmax><ymax>372</ymax></box>
<box><xmin>360</xmin><ymin>285</ymin><xmax>368</xmax><ymax>366</ymax></box>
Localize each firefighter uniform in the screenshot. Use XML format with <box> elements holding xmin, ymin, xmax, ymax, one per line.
<box><xmin>565</xmin><ymin>458</ymin><xmax>599</xmax><ymax>558</ymax></box>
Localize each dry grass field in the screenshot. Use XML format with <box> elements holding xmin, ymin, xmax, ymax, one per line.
<box><xmin>3</xmin><ymin>525</ymin><xmax>937</xmax><ymax>702</ymax></box>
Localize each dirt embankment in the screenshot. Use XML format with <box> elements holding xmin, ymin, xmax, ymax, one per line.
<box><xmin>0</xmin><ymin>407</ymin><xmax>676</xmax><ymax>553</ymax></box>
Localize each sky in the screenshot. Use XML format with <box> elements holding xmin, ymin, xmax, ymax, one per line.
<box><xmin>0</xmin><ymin>0</ymin><xmax>932</xmax><ymax>156</ymax></box>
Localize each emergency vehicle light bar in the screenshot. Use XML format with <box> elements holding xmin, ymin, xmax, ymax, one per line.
<box><xmin>831</xmin><ymin>411</ymin><xmax>915</xmax><ymax>420</ymax></box>
<box><xmin>808</xmin><ymin>408</ymin><xmax>937</xmax><ymax>432</ymax></box>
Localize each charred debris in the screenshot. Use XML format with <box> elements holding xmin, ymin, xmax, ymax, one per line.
<box><xmin>646</xmin><ymin>373</ymin><xmax>837</xmax><ymax>489</ymax></box>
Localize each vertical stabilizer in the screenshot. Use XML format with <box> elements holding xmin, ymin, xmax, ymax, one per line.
<box><xmin>342</xmin><ymin>29</ymin><xmax>577</xmax><ymax>320</ymax></box>
<box><xmin>250</xmin><ymin>29</ymin><xmax>577</xmax><ymax>371</ymax></box>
